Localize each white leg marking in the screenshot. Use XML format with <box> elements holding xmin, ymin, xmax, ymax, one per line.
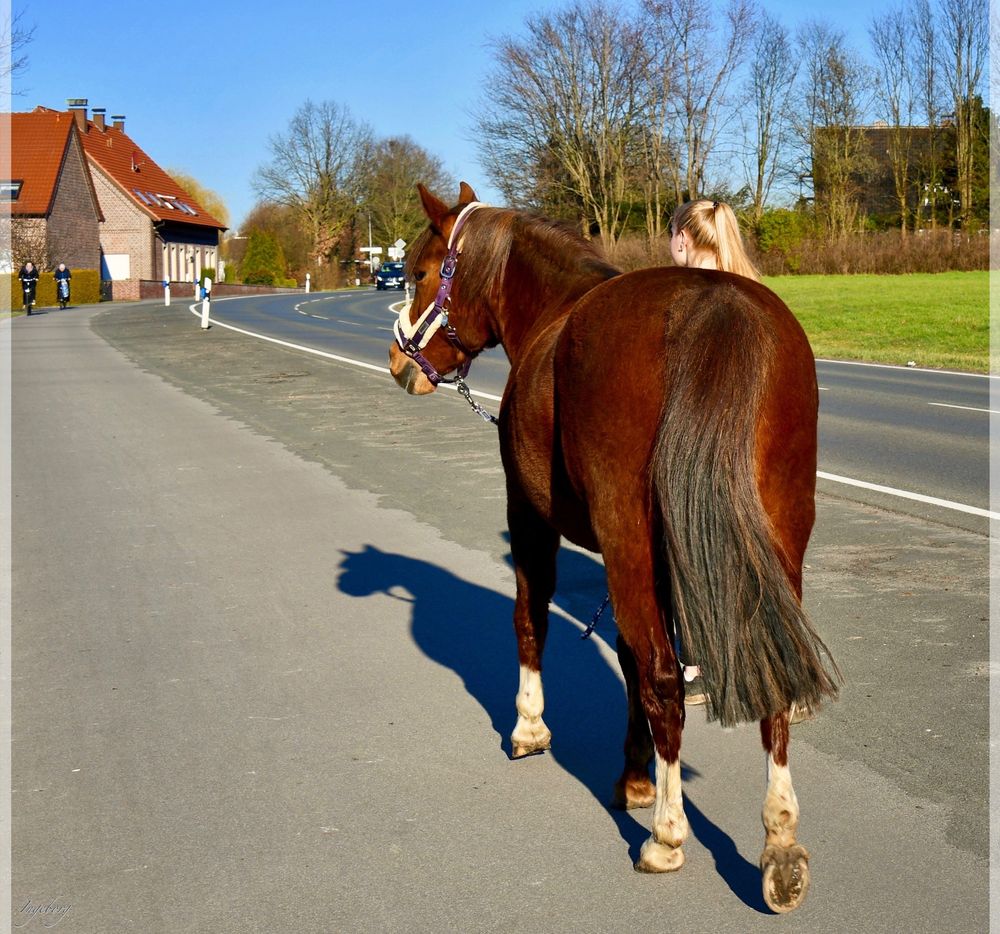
<box><xmin>516</xmin><ymin>664</ymin><xmax>543</xmax><ymax>720</ymax></box>
<box><xmin>511</xmin><ymin>665</ymin><xmax>551</xmax><ymax>756</ymax></box>
<box><xmin>636</xmin><ymin>753</ymin><xmax>688</xmax><ymax>872</ymax></box>
<box><xmin>760</xmin><ymin>753</ymin><xmax>810</xmax><ymax>911</ymax></box>
<box><xmin>762</xmin><ymin>753</ymin><xmax>799</xmax><ymax>848</ymax></box>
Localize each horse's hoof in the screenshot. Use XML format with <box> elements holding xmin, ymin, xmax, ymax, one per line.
<box><xmin>510</xmin><ymin>721</ymin><xmax>551</xmax><ymax>758</ymax></box>
<box><xmin>511</xmin><ymin>740</ymin><xmax>550</xmax><ymax>758</ymax></box>
<box><xmin>760</xmin><ymin>843</ymin><xmax>810</xmax><ymax>913</ymax></box>
<box><xmin>611</xmin><ymin>776</ymin><xmax>655</xmax><ymax>810</ymax></box>
<box><xmin>634</xmin><ymin>837</ymin><xmax>685</xmax><ymax>873</ymax></box>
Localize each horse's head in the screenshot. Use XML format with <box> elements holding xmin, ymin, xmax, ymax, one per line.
<box><xmin>389</xmin><ymin>182</ymin><xmax>487</xmax><ymax>395</ymax></box>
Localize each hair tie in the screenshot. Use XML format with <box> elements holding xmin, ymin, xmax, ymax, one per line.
<box><xmin>712</xmin><ymin>201</ymin><xmax>719</xmax><ymax>210</ymax></box>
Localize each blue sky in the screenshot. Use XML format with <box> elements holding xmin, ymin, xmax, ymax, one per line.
<box><xmin>14</xmin><ymin>0</ymin><xmax>890</xmax><ymax>231</ymax></box>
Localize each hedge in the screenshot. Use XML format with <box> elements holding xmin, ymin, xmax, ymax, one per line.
<box><xmin>5</xmin><ymin>269</ymin><xmax>102</xmax><ymax>310</ymax></box>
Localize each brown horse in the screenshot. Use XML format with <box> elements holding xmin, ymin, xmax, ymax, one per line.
<box><xmin>388</xmin><ymin>183</ymin><xmax>840</xmax><ymax>912</ymax></box>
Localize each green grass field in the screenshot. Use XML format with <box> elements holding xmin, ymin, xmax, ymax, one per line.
<box><xmin>763</xmin><ymin>270</ymin><xmax>989</xmax><ymax>373</ymax></box>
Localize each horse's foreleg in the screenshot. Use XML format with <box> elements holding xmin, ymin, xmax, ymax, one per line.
<box><xmin>759</xmin><ymin>713</ymin><xmax>810</xmax><ymax>912</ymax></box>
<box><xmin>611</xmin><ymin>635</ymin><xmax>655</xmax><ymax>809</ymax></box>
<box><xmin>508</xmin><ymin>503</ymin><xmax>559</xmax><ymax>758</ymax></box>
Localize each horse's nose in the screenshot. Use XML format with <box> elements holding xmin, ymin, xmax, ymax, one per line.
<box><xmin>388</xmin><ymin>345</ymin><xmax>435</xmax><ymax>395</ymax></box>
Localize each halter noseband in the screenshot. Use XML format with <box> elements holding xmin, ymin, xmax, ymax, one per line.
<box><xmin>392</xmin><ymin>201</ymin><xmax>485</xmax><ymax>386</ymax></box>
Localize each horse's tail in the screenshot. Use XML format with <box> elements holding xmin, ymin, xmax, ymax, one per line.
<box><xmin>651</xmin><ymin>280</ymin><xmax>840</xmax><ymax>727</ymax></box>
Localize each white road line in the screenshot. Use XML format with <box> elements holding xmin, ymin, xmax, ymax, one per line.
<box><xmin>188</xmin><ymin>304</ymin><xmax>990</xmax><ymax>521</ymax></box>
<box><xmin>816</xmin><ymin>471</ymin><xmax>996</xmax><ymax>520</ymax></box>
<box><xmin>928</xmin><ymin>402</ymin><xmax>999</xmax><ymax>415</ymax></box>
<box><xmin>816</xmin><ymin>358</ymin><xmax>993</xmax><ymax>379</ymax></box>
<box><xmin>188</xmin><ymin>304</ymin><xmax>390</xmax><ymax>376</ymax></box>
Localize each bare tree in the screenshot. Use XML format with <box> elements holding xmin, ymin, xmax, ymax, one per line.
<box><xmin>741</xmin><ymin>10</ymin><xmax>798</xmax><ymax>223</ymax></box>
<box><xmin>9</xmin><ymin>220</ymin><xmax>49</xmax><ymax>272</ymax></box>
<box><xmin>796</xmin><ymin>20</ymin><xmax>876</xmax><ymax>237</ymax></box>
<box><xmin>359</xmin><ymin>137</ymin><xmax>454</xmax><ymax>249</ymax></box>
<box><xmin>870</xmin><ymin>4</ymin><xmax>916</xmax><ymax>234</ymax></box>
<box><xmin>475</xmin><ymin>0</ymin><xmax>651</xmax><ymax>254</ymax></box>
<box><xmin>253</xmin><ymin>100</ymin><xmax>373</xmax><ymax>266</ymax></box>
<box><xmin>643</xmin><ymin>0</ymin><xmax>757</xmax><ymax>203</ymax></box>
<box><xmin>938</xmin><ymin>0</ymin><xmax>987</xmax><ymax>229</ymax></box>
<box><xmin>635</xmin><ymin>9</ymin><xmax>682</xmax><ymax>242</ymax></box>
<box><xmin>1</xmin><ymin>10</ymin><xmax>35</xmax><ymax>96</ymax></box>
<box><xmin>911</xmin><ymin>0</ymin><xmax>946</xmax><ymax>228</ymax></box>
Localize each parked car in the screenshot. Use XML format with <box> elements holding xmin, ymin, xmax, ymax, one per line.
<box><xmin>375</xmin><ymin>262</ymin><xmax>406</xmax><ymax>290</ymax></box>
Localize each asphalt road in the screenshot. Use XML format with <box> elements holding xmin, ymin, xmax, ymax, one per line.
<box><xmin>9</xmin><ymin>301</ymin><xmax>990</xmax><ymax>933</ymax></box>
<box><xmin>204</xmin><ymin>288</ymin><xmax>992</xmax><ymax>533</ymax></box>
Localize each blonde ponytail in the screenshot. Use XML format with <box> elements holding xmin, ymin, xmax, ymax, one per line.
<box><xmin>671</xmin><ymin>199</ymin><xmax>761</xmax><ymax>282</ymax></box>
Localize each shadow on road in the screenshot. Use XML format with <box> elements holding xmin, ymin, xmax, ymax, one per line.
<box><xmin>336</xmin><ymin>543</ymin><xmax>767</xmax><ymax>912</ymax></box>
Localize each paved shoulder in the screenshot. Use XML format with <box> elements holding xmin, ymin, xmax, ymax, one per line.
<box><xmin>9</xmin><ymin>304</ymin><xmax>988</xmax><ymax>932</ymax></box>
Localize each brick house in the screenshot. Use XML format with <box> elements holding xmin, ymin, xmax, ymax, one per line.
<box><xmin>6</xmin><ymin>109</ymin><xmax>103</xmax><ymax>272</ymax></box>
<box><xmin>59</xmin><ymin>100</ymin><xmax>227</xmax><ymax>300</ymax></box>
<box><xmin>14</xmin><ymin>101</ymin><xmax>227</xmax><ymax>300</ymax></box>
<box><xmin>810</xmin><ymin>122</ymin><xmax>960</xmax><ymax>228</ymax></box>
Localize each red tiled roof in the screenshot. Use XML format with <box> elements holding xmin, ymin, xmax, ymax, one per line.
<box><xmin>9</xmin><ymin>111</ymin><xmax>94</xmax><ymax>216</ymax></box>
<box><xmin>34</xmin><ymin>106</ymin><xmax>226</xmax><ymax>231</ymax></box>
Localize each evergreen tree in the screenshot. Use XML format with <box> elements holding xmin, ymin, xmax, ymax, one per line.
<box><xmin>241</xmin><ymin>229</ymin><xmax>286</xmax><ymax>286</ymax></box>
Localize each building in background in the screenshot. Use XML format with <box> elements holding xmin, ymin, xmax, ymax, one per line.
<box><xmin>6</xmin><ymin>109</ymin><xmax>103</xmax><ymax>272</ymax></box>
<box><xmin>61</xmin><ymin>100</ymin><xmax>228</xmax><ymax>299</ymax></box>
<box><xmin>6</xmin><ymin>99</ymin><xmax>228</xmax><ymax>299</ymax></box>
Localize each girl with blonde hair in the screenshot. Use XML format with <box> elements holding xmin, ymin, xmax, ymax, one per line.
<box><xmin>670</xmin><ymin>199</ymin><xmax>761</xmax><ymax>281</ymax></box>
<box><xmin>669</xmin><ymin>199</ymin><xmax>815</xmax><ymax>719</ymax></box>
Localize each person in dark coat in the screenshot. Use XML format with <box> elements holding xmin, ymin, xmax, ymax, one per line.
<box><xmin>54</xmin><ymin>263</ymin><xmax>72</xmax><ymax>309</ymax></box>
<box><xmin>18</xmin><ymin>261</ymin><xmax>39</xmax><ymax>314</ymax></box>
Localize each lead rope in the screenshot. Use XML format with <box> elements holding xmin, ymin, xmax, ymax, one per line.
<box><xmin>454</xmin><ymin>375</ymin><xmax>499</xmax><ymax>425</ymax></box>
<box><xmin>453</xmin><ymin>372</ymin><xmax>608</xmax><ymax>639</ymax></box>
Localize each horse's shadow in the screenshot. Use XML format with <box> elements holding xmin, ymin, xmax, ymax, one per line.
<box><xmin>337</xmin><ymin>542</ymin><xmax>768</xmax><ymax>912</ymax></box>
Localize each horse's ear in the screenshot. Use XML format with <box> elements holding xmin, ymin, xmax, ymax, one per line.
<box><xmin>418</xmin><ymin>184</ymin><xmax>449</xmax><ymax>230</ymax></box>
<box><xmin>458</xmin><ymin>181</ymin><xmax>478</xmax><ymax>204</ymax></box>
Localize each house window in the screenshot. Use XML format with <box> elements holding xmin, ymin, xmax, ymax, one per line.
<box><xmin>1</xmin><ymin>180</ymin><xmax>23</xmax><ymax>200</ymax></box>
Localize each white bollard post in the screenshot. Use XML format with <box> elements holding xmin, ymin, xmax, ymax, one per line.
<box><xmin>193</xmin><ymin>277</ymin><xmax>199</xmax><ymax>299</ymax></box>
<box><xmin>200</xmin><ymin>277</ymin><xmax>212</xmax><ymax>330</ymax></box>
<box><xmin>305</xmin><ymin>273</ymin><xmax>311</xmax><ymax>294</ymax></box>
<box><xmin>163</xmin><ymin>280</ymin><xmax>170</xmax><ymax>307</ymax></box>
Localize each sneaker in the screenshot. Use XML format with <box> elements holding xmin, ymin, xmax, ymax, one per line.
<box><xmin>683</xmin><ymin>665</ymin><xmax>708</xmax><ymax>706</ymax></box>
<box><xmin>789</xmin><ymin>701</ymin><xmax>815</xmax><ymax>724</ymax></box>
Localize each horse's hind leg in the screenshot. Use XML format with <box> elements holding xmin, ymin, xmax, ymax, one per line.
<box><xmin>508</xmin><ymin>501</ymin><xmax>559</xmax><ymax>758</ymax></box>
<box><xmin>760</xmin><ymin>712</ymin><xmax>810</xmax><ymax>912</ymax></box>
<box><xmin>602</xmin><ymin>546</ymin><xmax>688</xmax><ymax>871</ymax></box>
<box><xmin>633</xmin><ymin>669</ymin><xmax>687</xmax><ymax>873</ymax></box>
<box><xmin>611</xmin><ymin>636</ymin><xmax>656</xmax><ymax>809</ymax></box>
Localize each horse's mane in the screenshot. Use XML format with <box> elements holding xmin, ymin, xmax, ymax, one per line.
<box><xmin>410</xmin><ymin>208</ymin><xmax>621</xmax><ymax>308</ymax></box>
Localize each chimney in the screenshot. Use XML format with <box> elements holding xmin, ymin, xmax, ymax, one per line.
<box><xmin>92</xmin><ymin>107</ymin><xmax>106</xmax><ymax>131</ymax></box>
<box><xmin>66</xmin><ymin>98</ymin><xmax>88</xmax><ymax>131</ymax></box>
<box><xmin>111</xmin><ymin>114</ymin><xmax>126</xmax><ymax>131</ymax></box>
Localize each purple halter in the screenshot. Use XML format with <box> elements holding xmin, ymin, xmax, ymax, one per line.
<box><xmin>392</xmin><ymin>202</ymin><xmax>484</xmax><ymax>387</ymax></box>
